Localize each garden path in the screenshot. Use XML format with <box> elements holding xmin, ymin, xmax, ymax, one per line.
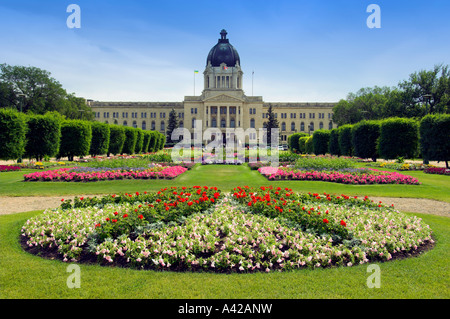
<box><xmin>0</xmin><ymin>195</ymin><xmax>448</xmax><ymax>217</ymax></box>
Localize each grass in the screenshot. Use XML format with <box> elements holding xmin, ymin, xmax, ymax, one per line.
<box><xmin>1</xmin><ymin>161</ymin><xmax>449</xmax><ymax>299</ymax></box>
<box><xmin>1</xmin><ymin>210</ymin><xmax>448</xmax><ymax>299</ymax></box>
<box><xmin>1</xmin><ymin>164</ymin><xmax>449</xmax><ymax>202</ymax></box>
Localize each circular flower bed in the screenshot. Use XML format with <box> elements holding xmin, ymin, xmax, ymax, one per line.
<box><xmin>21</xmin><ymin>186</ymin><xmax>433</xmax><ymax>272</ymax></box>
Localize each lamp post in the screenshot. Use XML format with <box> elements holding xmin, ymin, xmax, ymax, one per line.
<box><xmin>423</xmin><ymin>94</ymin><xmax>432</xmax><ymax>114</ymax></box>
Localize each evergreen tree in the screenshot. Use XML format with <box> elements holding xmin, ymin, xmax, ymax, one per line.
<box><xmin>166</xmin><ymin>108</ymin><xmax>179</xmax><ymax>144</ymax></box>
<box><xmin>264</xmin><ymin>105</ymin><xmax>279</xmax><ymax>147</ymax></box>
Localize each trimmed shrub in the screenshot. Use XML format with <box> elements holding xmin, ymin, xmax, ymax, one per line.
<box><xmin>338</xmin><ymin>124</ymin><xmax>353</xmax><ymax>156</ymax></box>
<box><xmin>25</xmin><ymin>112</ymin><xmax>62</xmax><ymax>161</ymax></box>
<box><xmin>148</xmin><ymin>131</ymin><xmax>158</xmax><ymax>153</ymax></box>
<box><xmin>328</xmin><ymin>128</ymin><xmax>340</xmax><ymax>156</ymax></box>
<box><xmin>352</xmin><ymin>120</ymin><xmax>380</xmax><ymax>161</ymax></box>
<box><xmin>378</xmin><ymin>117</ymin><xmax>419</xmax><ymax>160</ymax></box>
<box><xmin>89</xmin><ymin>122</ymin><xmax>110</xmax><ymax>157</ymax></box>
<box><xmin>305</xmin><ymin>136</ymin><xmax>314</xmax><ymax>154</ymax></box>
<box><xmin>122</xmin><ymin>126</ymin><xmax>138</xmax><ymax>155</ymax></box>
<box><xmin>0</xmin><ymin>108</ymin><xmax>27</xmax><ymax>160</ymax></box>
<box><xmin>134</xmin><ymin>128</ymin><xmax>144</xmax><ymax>154</ymax></box>
<box><xmin>298</xmin><ymin>136</ymin><xmax>309</xmax><ymax>154</ymax></box>
<box><xmin>289</xmin><ymin>132</ymin><xmax>309</xmax><ymax>153</ymax></box>
<box><xmin>420</xmin><ymin>114</ymin><xmax>450</xmax><ymax>167</ymax></box>
<box><xmin>156</xmin><ymin>132</ymin><xmax>166</xmax><ymax>151</ymax></box>
<box><xmin>142</xmin><ymin>131</ymin><xmax>151</xmax><ymax>153</ymax></box>
<box><xmin>58</xmin><ymin>120</ymin><xmax>92</xmax><ymax>161</ymax></box>
<box><xmin>108</xmin><ymin>125</ymin><xmax>126</xmax><ymax>156</ymax></box>
<box><xmin>312</xmin><ymin>130</ymin><xmax>330</xmax><ymax>155</ymax></box>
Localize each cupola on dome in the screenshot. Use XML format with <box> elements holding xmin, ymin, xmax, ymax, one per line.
<box><xmin>206</xmin><ymin>29</ymin><xmax>241</xmax><ymax>67</ymax></box>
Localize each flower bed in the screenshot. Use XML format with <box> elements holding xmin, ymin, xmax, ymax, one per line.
<box><xmin>23</xmin><ymin>165</ymin><xmax>187</xmax><ymax>182</ymax></box>
<box><xmin>369</xmin><ymin>161</ymin><xmax>434</xmax><ymax>171</ymax></box>
<box><xmin>424</xmin><ymin>167</ymin><xmax>450</xmax><ymax>175</ymax></box>
<box><xmin>258</xmin><ymin>167</ymin><xmax>421</xmax><ymax>185</ymax></box>
<box><xmin>0</xmin><ymin>165</ymin><xmax>21</xmax><ymax>172</ymax></box>
<box><xmin>21</xmin><ymin>186</ymin><xmax>433</xmax><ymax>272</ymax></box>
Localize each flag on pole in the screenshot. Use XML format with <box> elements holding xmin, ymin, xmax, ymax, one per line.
<box><xmin>194</xmin><ymin>70</ymin><xmax>199</xmax><ymax>73</ymax></box>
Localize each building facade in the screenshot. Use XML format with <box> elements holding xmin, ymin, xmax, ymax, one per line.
<box><xmin>89</xmin><ymin>30</ymin><xmax>336</xmax><ymax>145</ymax></box>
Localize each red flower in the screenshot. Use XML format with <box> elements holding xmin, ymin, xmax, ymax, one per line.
<box><xmin>105</xmin><ymin>218</ymin><xmax>110</xmax><ymax>221</ymax></box>
<box><xmin>138</xmin><ymin>214</ymin><xmax>144</xmax><ymax>219</ymax></box>
<box><xmin>61</xmin><ymin>199</ymin><xmax>64</xmax><ymax>202</ymax></box>
<box><xmin>123</xmin><ymin>214</ymin><xmax>128</xmax><ymax>218</ymax></box>
<box><xmin>188</xmin><ymin>201</ymin><xmax>193</xmax><ymax>206</ymax></box>
<box><xmin>114</xmin><ymin>212</ymin><xmax>118</xmax><ymax>216</ymax></box>
<box><xmin>323</xmin><ymin>218</ymin><xmax>329</xmax><ymax>224</ymax></box>
<box><xmin>95</xmin><ymin>223</ymin><xmax>101</xmax><ymax>227</ymax></box>
<box><xmin>340</xmin><ymin>220</ymin><xmax>347</xmax><ymax>227</ymax></box>
<box><xmin>136</xmin><ymin>192</ymin><xmax>139</xmax><ymax>196</ymax></box>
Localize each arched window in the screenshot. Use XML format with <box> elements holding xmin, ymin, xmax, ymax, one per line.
<box><xmin>230</xmin><ymin>118</ymin><xmax>236</xmax><ymax>128</ymax></box>
<box><xmin>212</xmin><ymin>118</ymin><xmax>217</xmax><ymax>128</ymax></box>
<box><xmin>300</xmin><ymin>122</ymin><xmax>305</xmax><ymax>131</ymax></box>
<box><xmin>151</xmin><ymin>121</ymin><xmax>156</xmax><ymax>130</ymax></box>
<box><xmin>179</xmin><ymin>120</ymin><xmax>184</xmax><ymax>128</ymax></box>
<box><xmin>123</xmin><ymin>120</ymin><xmax>128</xmax><ymax>126</ymax></box>
<box><xmin>161</xmin><ymin>121</ymin><xmax>165</xmax><ymax>131</ymax></box>
<box><xmin>114</xmin><ymin>119</ymin><xmax>118</xmax><ymax>125</ymax></box>
<box><xmin>192</xmin><ymin>118</ymin><xmax>196</xmax><ymax>128</ymax></box>
<box><xmin>281</xmin><ymin>122</ymin><xmax>286</xmax><ymax>131</ymax></box>
<box><xmin>310</xmin><ymin>122</ymin><xmax>314</xmax><ymax>132</ymax></box>
<box><xmin>291</xmin><ymin>122</ymin><xmax>295</xmax><ymax>131</ymax></box>
<box><xmin>250</xmin><ymin>118</ymin><xmax>255</xmax><ymax>128</ymax></box>
<box><xmin>133</xmin><ymin>121</ymin><xmax>137</xmax><ymax>128</ymax></box>
<box><xmin>142</xmin><ymin>121</ymin><xmax>146</xmax><ymax>130</ymax></box>
<box><xmin>319</xmin><ymin>122</ymin><xmax>324</xmax><ymax>130</ymax></box>
<box><xmin>329</xmin><ymin>121</ymin><xmax>333</xmax><ymax>130</ymax></box>
<box><xmin>221</xmin><ymin>118</ymin><xmax>226</xmax><ymax>128</ymax></box>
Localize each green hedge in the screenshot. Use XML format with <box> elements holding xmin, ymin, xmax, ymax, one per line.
<box><xmin>89</xmin><ymin>122</ymin><xmax>110</xmax><ymax>157</ymax></box>
<box><xmin>420</xmin><ymin>114</ymin><xmax>450</xmax><ymax>167</ymax></box>
<box><xmin>352</xmin><ymin>120</ymin><xmax>380</xmax><ymax>162</ymax></box>
<box><xmin>298</xmin><ymin>136</ymin><xmax>309</xmax><ymax>154</ymax></box>
<box><xmin>0</xmin><ymin>108</ymin><xmax>27</xmax><ymax>160</ymax></box>
<box><xmin>337</xmin><ymin>124</ymin><xmax>353</xmax><ymax>156</ymax></box>
<box><xmin>312</xmin><ymin>130</ymin><xmax>330</xmax><ymax>155</ymax></box>
<box><xmin>108</xmin><ymin>125</ymin><xmax>126</xmax><ymax>156</ymax></box>
<box><xmin>305</xmin><ymin>136</ymin><xmax>314</xmax><ymax>154</ymax></box>
<box><xmin>142</xmin><ymin>131</ymin><xmax>151</xmax><ymax>153</ymax></box>
<box><xmin>58</xmin><ymin>120</ymin><xmax>92</xmax><ymax>161</ymax></box>
<box><xmin>328</xmin><ymin>128</ymin><xmax>340</xmax><ymax>156</ymax></box>
<box><xmin>288</xmin><ymin>132</ymin><xmax>309</xmax><ymax>153</ymax></box>
<box><xmin>378</xmin><ymin>117</ymin><xmax>419</xmax><ymax>160</ymax></box>
<box><xmin>122</xmin><ymin>126</ymin><xmax>138</xmax><ymax>155</ymax></box>
<box><xmin>24</xmin><ymin>112</ymin><xmax>62</xmax><ymax>161</ymax></box>
<box><xmin>134</xmin><ymin>128</ymin><xmax>144</xmax><ymax>154</ymax></box>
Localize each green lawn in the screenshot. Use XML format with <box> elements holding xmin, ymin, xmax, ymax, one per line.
<box><xmin>1</xmin><ymin>210</ymin><xmax>448</xmax><ymax>299</ymax></box>
<box><xmin>1</xmin><ymin>163</ymin><xmax>449</xmax><ymax>299</ymax></box>
<box><xmin>1</xmin><ymin>164</ymin><xmax>449</xmax><ymax>202</ymax></box>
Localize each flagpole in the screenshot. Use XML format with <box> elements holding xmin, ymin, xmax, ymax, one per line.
<box><xmin>194</xmin><ymin>71</ymin><xmax>196</xmax><ymax>96</ymax></box>
<box><xmin>252</xmin><ymin>71</ymin><xmax>254</xmax><ymax>96</ymax></box>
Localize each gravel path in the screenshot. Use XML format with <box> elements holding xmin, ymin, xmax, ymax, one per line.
<box><xmin>0</xmin><ymin>195</ymin><xmax>448</xmax><ymax>217</ymax></box>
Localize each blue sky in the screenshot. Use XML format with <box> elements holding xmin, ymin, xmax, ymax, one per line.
<box><xmin>1</xmin><ymin>0</ymin><xmax>449</xmax><ymax>102</ymax></box>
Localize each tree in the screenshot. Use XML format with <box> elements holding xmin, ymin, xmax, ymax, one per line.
<box><xmin>166</xmin><ymin>108</ymin><xmax>179</xmax><ymax>144</ymax></box>
<box><xmin>25</xmin><ymin>112</ymin><xmax>62</xmax><ymax>161</ymax></box>
<box><xmin>0</xmin><ymin>108</ymin><xmax>27</xmax><ymax>160</ymax></box>
<box><xmin>312</xmin><ymin>130</ymin><xmax>330</xmax><ymax>155</ymax></box>
<box><xmin>58</xmin><ymin>120</ymin><xmax>92</xmax><ymax>161</ymax></box>
<box><xmin>377</xmin><ymin>118</ymin><xmax>419</xmax><ymax>160</ymax></box>
<box><xmin>0</xmin><ymin>63</ymin><xmax>94</xmax><ymax>119</ymax></box>
<box><xmin>419</xmin><ymin>114</ymin><xmax>450</xmax><ymax>167</ymax></box>
<box><xmin>264</xmin><ymin>105</ymin><xmax>279</xmax><ymax>147</ymax></box>
<box><xmin>351</xmin><ymin>120</ymin><xmax>380</xmax><ymax>162</ymax></box>
<box><xmin>89</xmin><ymin>122</ymin><xmax>110</xmax><ymax>157</ymax></box>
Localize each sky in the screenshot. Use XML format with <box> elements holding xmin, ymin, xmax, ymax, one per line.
<box><xmin>0</xmin><ymin>0</ymin><xmax>449</xmax><ymax>103</ymax></box>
